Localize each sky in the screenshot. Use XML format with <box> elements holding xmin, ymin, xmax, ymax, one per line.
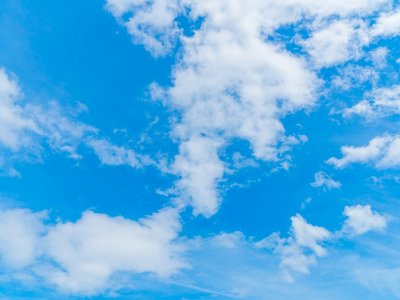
<box><xmin>0</xmin><ymin>0</ymin><xmax>400</xmax><ymax>299</ymax></box>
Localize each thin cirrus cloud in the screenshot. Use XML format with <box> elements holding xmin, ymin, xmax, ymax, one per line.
<box><xmin>0</xmin><ymin>67</ymin><xmax>146</xmax><ymax>174</ymax></box>
<box><xmin>86</xmin><ymin>138</ymin><xmax>152</xmax><ymax>169</ymax></box>
<box><xmin>0</xmin><ymin>68</ymin><xmax>38</xmax><ymax>151</ymax></box>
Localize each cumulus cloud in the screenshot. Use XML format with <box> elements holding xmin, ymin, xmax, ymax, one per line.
<box><xmin>2</xmin><ymin>1</ymin><xmax>399</xmax><ymax>297</ymax></box>
<box><xmin>107</xmin><ymin>0</ymin><xmax>333</xmax><ymax>216</ymax></box>
<box><xmin>0</xmin><ymin>208</ymin><xmax>46</xmax><ymax>269</ymax></box>
<box><xmin>105</xmin><ymin>0</ymin><xmax>181</xmax><ymax>56</ymax></box>
<box><xmin>343</xmin><ymin>85</ymin><xmax>400</xmax><ymax>119</ymax></box>
<box><xmin>256</xmin><ymin>204</ymin><xmax>387</xmax><ymax>281</ymax></box>
<box><xmin>0</xmin><ymin>202</ymin><xmax>388</xmax><ymax>295</ymax></box>
<box><xmin>327</xmin><ymin>135</ymin><xmax>400</xmax><ymax>169</ymax></box>
<box><xmin>278</xmin><ymin>215</ymin><xmax>331</xmax><ymax>280</ymax></box>
<box><xmin>311</xmin><ymin>171</ymin><xmax>341</xmax><ymax>190</ymax></box>
<box><xmin>44</xmin><ymin>208</ymin><xmax>185</xmax><ymax>294</ymax></box>
<box><xmin>372</xmin><ymin>9</ymin><xmax>400</xmax><ymax>37</ymax></box>
<box><xmin>343</xmin><ymin>204</ymin><xmax>387</xmax><ymax>235</ymax></box>
<box><xmin>106</xmin><ymin>0</ymin><xmax>398</xmax><ymax>217</ymax></box>
<box><xmin>171</xmin><ymin>136</ymin><xmax>225</xmax><ymax>217</ymax></box>
<box><xmin>0</xmin><ymin>206</ymin><xmax>185</xmax><ymax>295</ymax></box>
<box><xmin>257</xmin><ymin>214</ymin><xmax>331</xmax><ymax>281</ymax></box>
<box><xmin>303</xmin><ymin>20</ymin><xmax>369</xmax><ymax>67</ymax></box>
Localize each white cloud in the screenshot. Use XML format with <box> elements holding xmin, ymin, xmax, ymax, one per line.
<box><xmin>87</xmin><ymin>138</ymin><xmax>151</xmax><ymax>168</ymax></box>
<box><xmin>0</xmin><ymin>67</ymin><xmax>150</xmax><ymax>173</ymax></box>
<box><xmin>0</xmin><ymin>68</ymin><xmax>95</xmax><ymax>161</ymax></box>
<box><xmin>291</xmin><ymin>215</ymin><xmax>330</xmax><ymax>255</ymax></box>
<box><xmin>343</xmin><ymin>85</ymin><xmax>400</xmax><ymax>119</ymax></box>
<box><xmin>0</xmin><ymin>208</ymin><xmax>46</xmax><ymax>269</ymax></box>
<box><xmin>258</xmin><ymin>214</ymin><xmax>331</xmax><ymax>281</ymax></box>
<box><xmin>106</xmin><ymin>0</ymin><xmax>395</xmax><ymax>217</ymax></box>
<box><xmin>27</xmin><ymin>101</ymin><xmax>97</xmax><ymax>160</ymax></box>
<box><xmin>327</xmin><ymin>135</ymin><xmax>400</xmax><ymax>169</ymax></box>
<box><xmin>210</xmin><ymin>231</ymin><xmax>245</xmax><ymax>249</ymax></box>
<box><xmin>117</xmin><ymin>0</ymin><xmax>319</xmax><ymax>216</ymax></box>
<box><xmin>0</xmin><ymin>68</ymin><xmax>38</xmax><ymax>151</ymax></box>
<box><xmin>370</xmin><ymin>46</ymin><xmax>389</xmax><ymax>68</ymax></box>
<box><xmin>343</xmin><ymin>205</ymin><xmax>387</xmax><ymax>235</ymax></box>
<box><xmin>256</xmin><ymin>204</ymin><xmax>388</xmax><ymax>281</ymax></box>
<box><xmin>175</xmin><ymin>220</ymin><xmax>394</xmax><ymax>299</ymax></box>
<box><xmin>171</xmin><ymin>136</ymin><xmax>224</xmax><ymax>217</ymax></box>
<box><xmin>0</xmin><ymin>202</ymin><xmax>389</xmax><ymax>296</ymax></box>
<box><xmin>311</xmin><ymin>171</ymin><xmax>341</xmax><ymax>190</ymax></box>
<box><xmin>372</xmin><ymin>9</ymin><xmax>400</xmax><ymax>37</ymax></box>
<box><xmin>303</xmin><ymin>20</ymin><xmax>369</xmax><ymax>67</ymax></box>
<box><xmin>44</xmin><ymin>207</ymin><xmax>185</xmax><ymax>294</ymax></box>
<box><xmin>106</xmin><ymin>0</ymin><xmax>181</xmax><ymax>56</ymax></box>
<box><xmin>0</xmin><ymin>205</ymin><xmax>185</xmax><ymax>295</ymax></box>
<box><xmin>331</xmin><ymin>65</ymin><xmax>378</xmax><ymax>91</ymax></box>
<box><xmin>342</xmin><ymin>100</ymin><xmax>377</xmax><ymax>119</ymax></box>
<box><xmin>280</xmin><ymin>215</ymin><xmax>330</xmax><ymax>278</ymax></box>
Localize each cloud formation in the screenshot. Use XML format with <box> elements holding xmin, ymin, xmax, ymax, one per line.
<box><xmin>344</xmin><ymin>85</ymin><xmax>400</xmax><ymax>119</ymax></box>
<box><xmin>87</xmin><ymin>138</ymin><xmax>151</xmax><ymax>169</ymax></box>
<box><xmin>0</xmin><ymin>67</ymin><xmax>147</xmax><ymax>175</ymax></box>
<box><xmin>372</xmin><ymin>9</ymin><xmax>400</xmax><ymax>37</ymax></box>
<box><xmin>0</xmin><ymin>206</ymin><xmax>185</xmax><ymax>295</ymax></box>
<box><xmin>343</xmin><ymin>204</ymin><xmax>387</xmax><ymax>235</ymax></box>
<box><xmin>256</xmin><ymin>204</ymin><xmax>387</xmax><ymax>281</ymax></box>
<box><xmin>327</xmin><ymin>135</ymin><xmax>400</xmax><ymax>169</ymax></box>
<box><xmin>0</xmin><ymin>68</ymin><xmax>38</xmax><ymax>151</ymax></box>
<box><xmin>106</xmin><ymin>0</ymin><xmax>398</xmax><ymax>217</ymax></box>
<box><xmin>311</xmin><ymin>171</ymin><xmax>342</xmax><ymax>190</ymax></box>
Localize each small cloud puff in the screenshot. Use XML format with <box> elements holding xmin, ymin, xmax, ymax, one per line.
<box><xmin>311</xmin><ymin>171</ymin><xmax>341</xmax><ymax>190</ymax></box>
<box><xmin>342</xmin><ymin>204</ymin><xmax>387</xmax><ymax>236</ymax></box>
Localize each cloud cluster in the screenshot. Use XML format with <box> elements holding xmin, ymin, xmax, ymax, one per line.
<box><xmin>344</xmin><ymin>85</ymin><xmax>400</xmax><ymax>119</ymax></box>
<box><xmin>105</xmin><ymin>0</ymin><xmax>181</xmax><ymax>56</ymax></box>
<box><xmin>257</xmin><ymin>204</ymin><xmax>387</xmax><ymax>280</ymax></box>
<box><xmin>106</xmin><ymin>0</ymin><xmax>398</xmax><ymax>217</ymax></box>
<box><xmin>277</xmin><ymin>215</ymin><xmax>331</xmax><ymax>281</ymax></box>
<box><xmin>0</xmin><ymin>202</ymin><xmax>387</xmax><ymax>296</ymax></box>
<box><xmin>0</xmin><ymin>208</ymin><xmax>46</xmax><ymax>269</ymax></box>
<box><xmin>303</xmin><ymin>20</ymin><xmax>369</xmax><ymax>67</ymax></box>
<box><xmin>1</xmin><ymin>0</ymin><xmax>398</xmax><ymax>296</ymax></box>
<box><xmin>328</xmin><ymin>135</ymin><xmax>400</xmax><ymax>169</ymax></box>
<box><xmin>0</xmin><ymin>206</ymin><xmax>185</xmax><ymax>295</ymax></box>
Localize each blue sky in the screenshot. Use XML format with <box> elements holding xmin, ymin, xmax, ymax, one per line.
<box><xmin>1</xmin><ymin>0</ymin><xmax>400</xmax><ymax>299</ymax></box>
